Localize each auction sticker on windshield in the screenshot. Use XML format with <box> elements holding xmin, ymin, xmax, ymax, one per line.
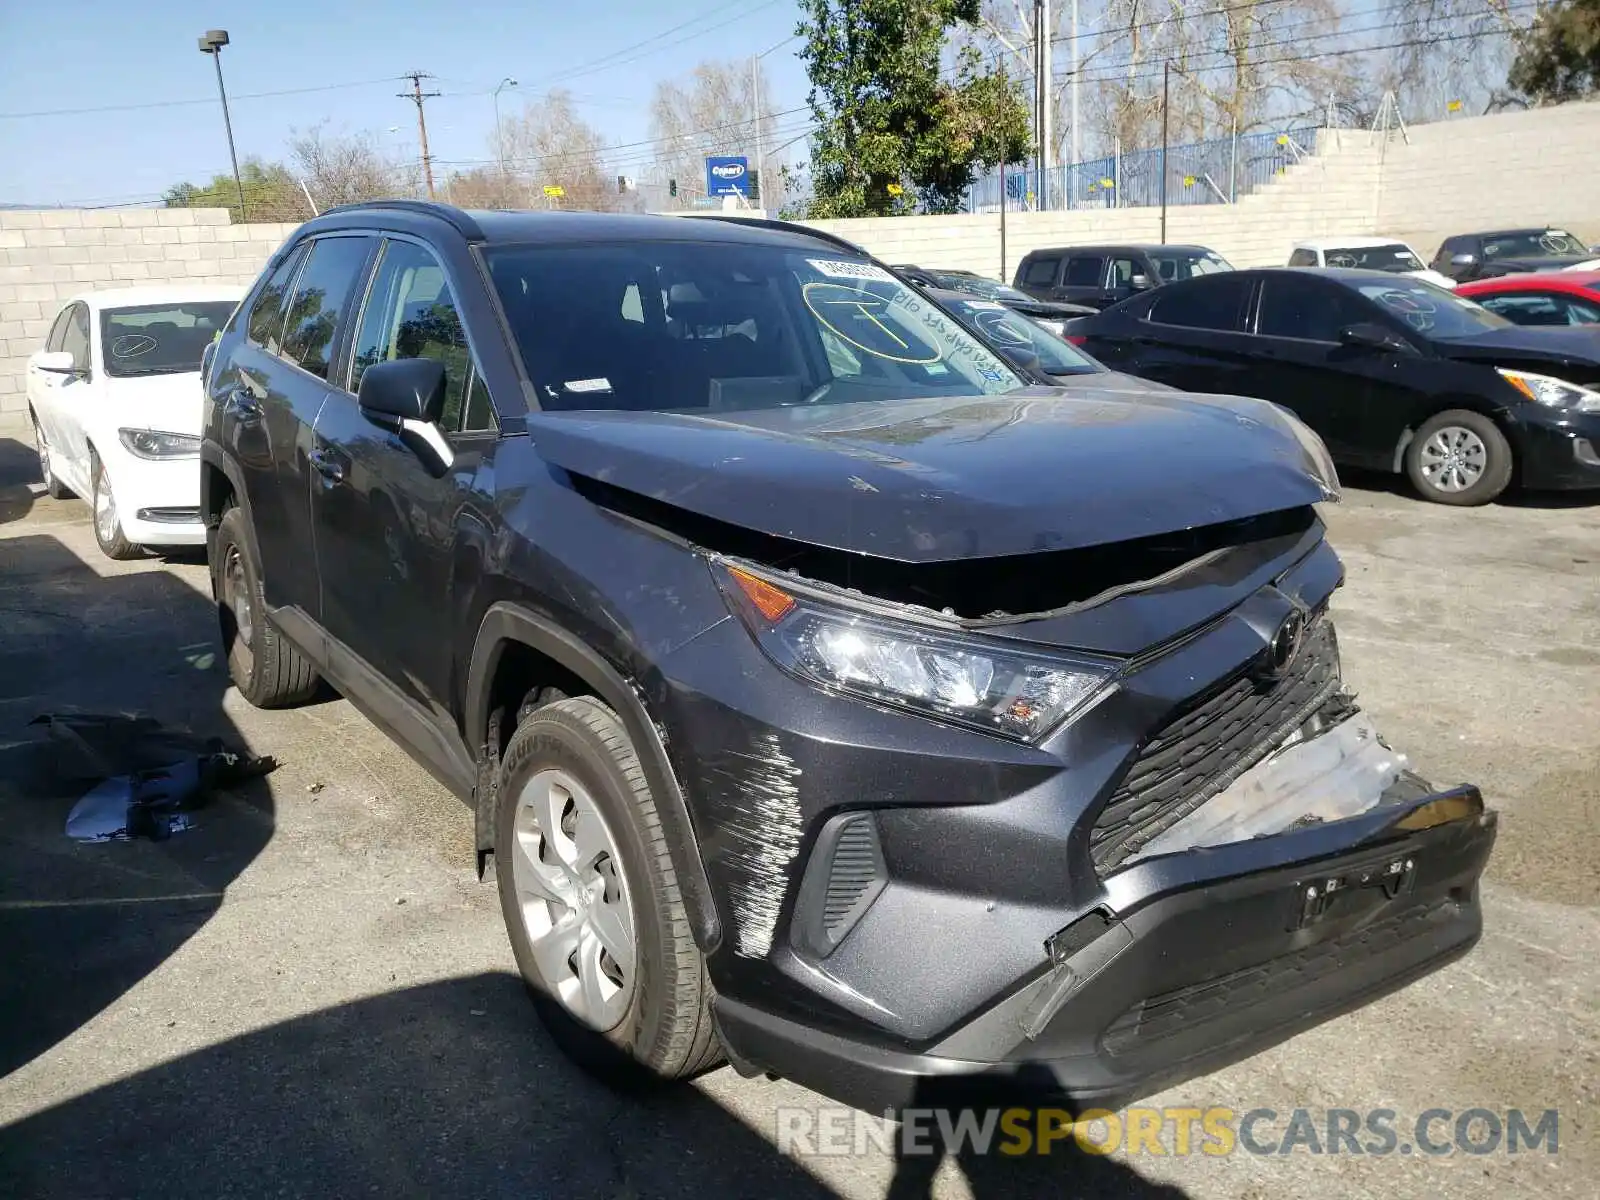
<box><xmin>802</xmin><ymin>281</ymin><xmax>942</xmax><ymax>364</ymax></box>
<box><xmin>807</xmin><ymin>258</ymin><xmax>896</xmax><ymax>282</ymax></box>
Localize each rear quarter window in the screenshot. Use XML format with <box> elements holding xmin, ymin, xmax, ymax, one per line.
<box><xmin>1023</xmin><ymin>256</ymin><xmax>1060</xmax><ymax>286</ymax></box>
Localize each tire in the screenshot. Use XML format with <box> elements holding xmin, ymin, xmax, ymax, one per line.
<box><xmin>89</xmin><ymin>451</ymin><xmax>140</xmax><ymax>560</ymax></box>
<box><xmin>30</xmin><ymin>415</ymin><xmax>71</xmax><ymax>499</ymax></box>
<box><xmin>1404</xmin><ymin>409</ymin><xmax>1513</xmax><ymax>506</ymax></box>
<box><xmin>495</xmin><ymin>695</ymin><xmax>721</xmax><ymax>1086</ymax></box>
<box><xmin>212</xmin><ymin>504</ymin><xmax>321</xmax><ymax>707</ymax></box>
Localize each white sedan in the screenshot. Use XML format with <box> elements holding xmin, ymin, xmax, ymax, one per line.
<box><xmin>1287</xmin><ymin>237</ymin><xmax>1457</xmax><ymax>289</ymax></box>
<box><xmin>25</xmin><ymin>285</ymin><xmax>243</xmax><ymax>558</ymax></box>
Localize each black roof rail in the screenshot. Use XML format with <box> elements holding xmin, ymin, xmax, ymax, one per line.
<box><xmin>691</xmin><ymin>213</ymin><xmax>867</xmax><ymax>257</ymax></box>
<box><xmin>312</xmin><ymin>199</ymin><xmax>484</xmax><ymax>240</ymax></box>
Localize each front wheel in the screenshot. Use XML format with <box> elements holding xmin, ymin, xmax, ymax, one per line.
<box><xmin>495</xmin><ymin>695</ymin><xmax>721</xmax><ymax>1085</ymax></box>
<box><xmin>1404</xmin><ymin>410</ymin><xmax>1513</xmax><ymax>506</ymax></box>
<box><xmin>90</xmin><ymin>452</ymin><xmax>140</xmax><ymax>560</ymax></box>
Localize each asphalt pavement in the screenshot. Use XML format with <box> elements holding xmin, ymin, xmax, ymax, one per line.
<box><xmin>0</xmin><ymin>413</ymin><xmax>1595</xmax><ymax>1199</ymax></box>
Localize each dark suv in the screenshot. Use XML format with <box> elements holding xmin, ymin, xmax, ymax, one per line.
<box><xmin>1013</xmin><ymin>243</ymin><xmax>1233</xmax><ymax>309</ymax></box>
<box><xmin>1430</xmin><ymin>227</ymin><xmax>1592</xmax><ymax>282</ymax></box>
<box><xmin>200</xmin><ymin>202</ymin><xmax>1495</xmax><ymax>1113</ymax></box>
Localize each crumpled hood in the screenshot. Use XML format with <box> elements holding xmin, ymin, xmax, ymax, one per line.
<box><xmin>527</xmin><ymin>388</ymin><xmax>1335</xmax><ymax>562</ymax></box>
<box><xmin>100</xmin><ymin>371</ymin><xmax>205</xmax><ymax>437</ymax></box>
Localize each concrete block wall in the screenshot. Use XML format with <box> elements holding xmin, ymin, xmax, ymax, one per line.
<box><xmin>0</xmin><ymin>208</ymin><xmax>295</xmax><ymax>414</ymax></box>
<box><xmin>1375</xmin><ymin>100</ymin><xmax>1600</xmax><ymax>260</ymax></box>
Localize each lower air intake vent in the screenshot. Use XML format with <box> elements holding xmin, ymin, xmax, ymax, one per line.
<box><xmin>792</xmin><ymin>812</ymin><xmax>888</xmax><ymax>957</ymax></box>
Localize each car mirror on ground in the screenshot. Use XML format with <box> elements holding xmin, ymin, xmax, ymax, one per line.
<box><xmin>32</xmin><ymin>350</ymin><xmax>81</xmax><ymax>375</ymax></box>
<box><xmin>1338</xmin><ymin>323</ymin><xmax>1409</xmax><ymax>353</ymax></box>
<box><xmin>356</xmin><ymin>358</ymin><xmax>454</xmax><ymax>475</ymax></box>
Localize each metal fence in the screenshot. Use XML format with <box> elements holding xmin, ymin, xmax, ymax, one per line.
<box><xmin>966</xmin><ymin>126</ymin><xmax>1319</xmax><ymax>212</ymax></box>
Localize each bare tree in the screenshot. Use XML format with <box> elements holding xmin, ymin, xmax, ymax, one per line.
<box><xmin>1374</xmin><ymin>0</ymin><xmax>1534</xmax><ymax>118</ymax></box>
<box><xmin>498</xmin><ymin>90</ymin><xmax>618</xmax><ymax>211</ymax></box>
<box><xmin>288</xmin><ymin>124</ymin><xmax>402</xmax><ymax>209</ymax></box>
<box><xmin>648</xmin><ymin>59</ymin><xmax>783</xmax><ymax>207</ymax></box>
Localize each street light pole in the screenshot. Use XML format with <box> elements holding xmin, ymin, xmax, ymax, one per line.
<box><xmin>1160</xmin><ymin>59</ymin><xmax>1171</xmax><ymax>243</ymax></box>
<box><xmin>197</xmin><ymin>30</ymin><xmax>245</xmax><ymax>220</ymax></box>
<box><xmin>492</xmin><ymin>78</ymin><xmax>518</xmax><ymax>200</ymax></box>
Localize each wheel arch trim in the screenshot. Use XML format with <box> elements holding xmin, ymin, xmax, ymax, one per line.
<box><xmin>465</xmin><ymin>601</ymin><xmax>722</xmax><ymax>954</ymax></box>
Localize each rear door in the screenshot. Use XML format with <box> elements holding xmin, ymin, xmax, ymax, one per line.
<box><xmin>211</xmin><ymin>234</ymin><xmax>378</xmax><ymax>621</ymax></box>
<box><xmin>1099</xmin><ymin>274</ymin><xmax>1256</xmax><ymax>392</ymax></box>
<box><xmin>1056</xmin><ymin>253</ymin><xmax>1109</xmax><ymax>306</ymax></box>
<box><xmin>1248</xmin><ymin>274</ymin><xmax>1421</xmax><ymax>466</ymax></box>
<box><xmin>309</xmin><ymin>235</ymin><xmax>499</xmax><ymax>726</ymax></box>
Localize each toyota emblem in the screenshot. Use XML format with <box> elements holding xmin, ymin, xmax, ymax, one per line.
<box><xmin>1259</xmin><ymin>609</ymin><xmax>1307</xmax><ymax>682</ymax></box>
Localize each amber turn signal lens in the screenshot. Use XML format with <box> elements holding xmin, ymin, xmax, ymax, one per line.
<box><xmin>727</xmin><ymin>566</ymin><xmax>796</xmax><ymax>623</ymax></box>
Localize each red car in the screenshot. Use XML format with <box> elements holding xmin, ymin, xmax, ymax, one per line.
<box><xmin>1456</xmin><ymin>271</ymin><xmax>1600</xmax><ymax>327</ymax></box>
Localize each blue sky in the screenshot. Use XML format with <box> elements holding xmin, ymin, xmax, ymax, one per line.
<box><xmin>0</xmin><ymin>0</ymin><xmax>811</xmax><ymax>207</ymax></box>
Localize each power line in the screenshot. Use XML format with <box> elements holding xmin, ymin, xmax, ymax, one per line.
<box><xmin>0</xmin><ymin>76</ymin><xmax>403</xmax><ymax>120</ymax></box>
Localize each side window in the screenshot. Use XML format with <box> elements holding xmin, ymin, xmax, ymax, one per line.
<box><xmin>281</xmin><ymin>236</ymin><xmax>375</xmax><ymax>380</ymax></box>
<box><xmin>350</xmin><ymin>239</ymin><xmax>474</xmax><ymax>430</ymax></box>
<box><xmin>247</xmin><ymin>244</ymin><xmax>307</xmax><ymax>353</ymax></box>
<box><xmin>462</xmin><ymin>371</ymin><xmax>497</xmax><ymax>434</ymax></box>
<box><xmin>1023</xmin><ymin>256</ymin><xmax>1060</xmax><ymax>286</ymax></box>
<box><xmin>45</xmin><ymin>306</ymin><xmax>72</xmax><ymax>352</ymax></box>
<box><xmin>1109</xmin><ymin>256</ymin><xmax>1142</xmax><ymax>287</ymax></box>
<box><xmin>1477</xmin><ymin>294</ymin><xmax>1568</xmax><ymax>326</ymax></box>
<box><xmin>1147</xmin><ymin>277</ymin><xmax>1252</xmax><ymax>331</ymax></box>
<box><xmin>1288</xmin><ymin>249</ymin><xmax>1318</xmax><ymax>267</ymax></box>
<box><xmin>1064</xmin><ymin>256</ymin><xmax>1106</xmax><ymax>286</ymax></box>
<box><xmin>1431</xmin><ymin>239</ymin><xmax>1457</xmax><ymax>270</ymax></box>
<box><xmin>1566</xmin><ymin>297</ymin><xmax>1600</xmax><ymax>324</ymax></box>
<box><xmin>1258</xmin><ymin>277</ymin><xmax>1364</xmax><ymax>341</ymax></box>
<box><xmin>61</xmin><ymin>304</ymin><xmax>91</xmax><ymax>370</ymax></box>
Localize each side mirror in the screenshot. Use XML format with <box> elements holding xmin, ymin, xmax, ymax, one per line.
<box><xmin>1129</xmin><ymin>274</ymin><xmax>1153</xmax><ymax>291</ymax></box>
<box><xmin>1450</xmin><ymin>253</ymin><xmax>1477</xmax><ymax>267</ymax></box>
<box><xmin>32</xmin><ymin>350</ymin><xmax>79</xmax><ymax>374</ymax></box>
<box><xmin>1338</xmin><ymin>322</ymin><xmax>1407</xmax><ymax>353</ymax></box>
<box><xmin>357</xmin><ymin>358</ymin><xmax>453</xmax><ymax>474</ymax></box>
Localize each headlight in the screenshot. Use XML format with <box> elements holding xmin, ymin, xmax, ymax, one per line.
<box><xmin>717</xmin><ymin>563</ymin><xmax>1116</xmax><ymax>742</ymax></box>
<box><xmin>118</xmin><ymin>429</ymin><xmax>201</xmax><ymax>459</ymax></box>
<box><xmin>1496</xmin><ymin>368</ymin><xmax>1600</xmax><ymax>413</ymax></box>
<box><xmin>1269</xmin><ymin>407</ymin><xmax>1341</xmax><ymax>500</ymax></box>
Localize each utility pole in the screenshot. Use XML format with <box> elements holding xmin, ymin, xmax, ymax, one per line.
<box><xmin>1039</xmin><ymin>0</ymin><xmax>1052</xmax><ymax>210</ymax></box>
<box><xmin>399</xmin><ymin>71</ymin><xmax>441</xmax><ymax>199</ymax></box>
<box><xmin>1160</xmin><ymin>60</ymin><xmax>1171</xmax><ymax>243</ymax></box>
<box><xmin>751</xmin><ymin>53</ymin><xmax>761</xmax><ymax>208</ymax></box>
<box><xmin>1069</xmin><ymin>0</ymin><xmax>1080</xmax><ymax>205</ymax></box>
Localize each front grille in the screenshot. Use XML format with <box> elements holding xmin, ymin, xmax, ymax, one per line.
<box><xmin>135</xmin><ymin>506</ymin><xmax>202</xmax><ymax>524</ymax></box>
<box><xmin>1102</xmin><ymin>898</ymin><xmax>1447</xmax><ymax>1056</ymax></box>
<box><xmin>1088</xmin><ymin>618</ymin><xmax>1340</xmax><ymax>872</ymax></box>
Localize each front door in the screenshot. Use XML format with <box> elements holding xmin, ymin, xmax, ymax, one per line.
<box><xmin>1056</xmin><ymin>253</ymin><xmax>1108</xmax><ymax>306</ymax></box>
<box><xmin>309</xmin><ymin>236</ymin><xmax>499</xmax><ymax>724</ymax></box>
<box><xmin>1248</xmin><ymin>274</ymin><xmax>1418</xmax><ymax>466</ymax></box>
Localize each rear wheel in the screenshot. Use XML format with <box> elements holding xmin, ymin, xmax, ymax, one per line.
<box><xmin>212</xmin><ymin>505</ymin><xmax>320</xmax><ymax>707</ymax></box>
<box><xmin>30</xmin><ymin>415</ymin><xmax>71</xmax><ymax>499</ymax></box>
<box><xmin>495</xmin><ymin>696</ymin><xmax>721</xmax><ymax>1085</ymax></box>
<box><xmin>90</xmin><ymin>452</ymin><xmax>140</xmax><ymax>560</ymax></box>
<box><xmin>1404</xmin><ymin>410</ymin><xmax>1513</xmax><ymax>506</ymax></box>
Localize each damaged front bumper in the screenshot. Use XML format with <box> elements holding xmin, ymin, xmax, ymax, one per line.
<box><xmin>714</xmin><ymin>780</ymin><xmax>1496</xmax><ymax>1113</ymax></box>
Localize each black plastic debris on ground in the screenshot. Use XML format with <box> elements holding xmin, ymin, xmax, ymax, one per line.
<box><xmin>30</xmin><ymin>713</ymin><xmax>277</xmax><ymax>843</ymax></box>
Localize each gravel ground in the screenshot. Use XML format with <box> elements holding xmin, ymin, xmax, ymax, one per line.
<box><xmin>1</xmin><ymin>415</ymin><xmax>1595</xmax><ymax>1200</ymax></box>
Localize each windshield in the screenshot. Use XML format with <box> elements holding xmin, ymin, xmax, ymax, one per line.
<box><xmin>1325</xmin><ymin>244</ymin><xmax>1425</xmax><ymax>272</ymax></box>
<box><xmin>929</xmin><ymin>272</ymin><xmax>1031</xmax><ymax>302</ymax></box>
<box><xmin>944</xmin><ymin>299</ymin><xmax>1101</xmax><ymax>376</ymax></box>
<box><xmin>1356</xmin><ymin>279</ymin><xmax>1510</xmax><ymax>337</ymax></box>
<box><xmin>486</xmin><ymin>242</ymin><xmax>1026</xmax><ymax>413</ymax></box>
<box><xmin>1149</xmin><ymin>251</ymin><xmax>1233</xmax><ymax>283</ymax></box>
<box><xmin>99</xmin><ymin>302</ymin><xmax>236</xmax><ymax>377</ymax></box>
<box><xmin>1482</xmin><ymin>230</ymin><xmax>1588</xmax><ymax>259</ymax></box>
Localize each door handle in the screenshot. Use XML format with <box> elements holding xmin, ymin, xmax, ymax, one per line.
<box><xmin>226</xmin><ymin>388</ymin><xmax>263</xmax><ymax>419</ymax></box>
<box><xmin>309</xmin><ymin>449</ymin><xmax>345</xmax><ymax>484</ymax></box>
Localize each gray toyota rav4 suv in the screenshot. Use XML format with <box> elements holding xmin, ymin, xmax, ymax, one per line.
<box><xmin>200</xmin><ymin>201</ymin><xmax>1496</xmax><ymax>1112</ymax></box>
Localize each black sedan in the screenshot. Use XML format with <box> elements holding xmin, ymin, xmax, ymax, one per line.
<box><xmin>927</xmin><ymin>288</ymin><xmax>1173</xmax><ymax>394</ymax></box>
<box><xmin>894</xmin><ymin>265</ymin><xmax>1093</xmax><ymax>332</ymax></box>
<box><xmin>1069</xmin><ymin>267</ymin><xmax>1600</xmax><ymax>504</ymax></box>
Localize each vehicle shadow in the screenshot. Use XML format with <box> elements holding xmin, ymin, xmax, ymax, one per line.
<box><xmin>0</xmin><ymin>531</ymin><xmax>266</xmax><ymax>1079</ymax></box>
<box><xmin>1338</xmin><ymin>464</ymin><xmax>1600</xmax><ymax>509</ymax></box>
<box><xmin>0</xmin><ymin>434</ymin><xmax>40</xmax><ymax>526</ymax></box>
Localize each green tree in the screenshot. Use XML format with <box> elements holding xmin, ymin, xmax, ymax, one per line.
<box><xmin>796</xmin><ymin>0</ymin><xmax>1032</xmax><ymax>217</ymax></box>
<box><xmin>163</xmin><ymin>158</ymin><xmax>306</xmax><ymax>222</ymax></box>
<box><xmin>1510</xmin><ymin>0</ymin><xmax>1600</xmax><ymax>101</ymax></box>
